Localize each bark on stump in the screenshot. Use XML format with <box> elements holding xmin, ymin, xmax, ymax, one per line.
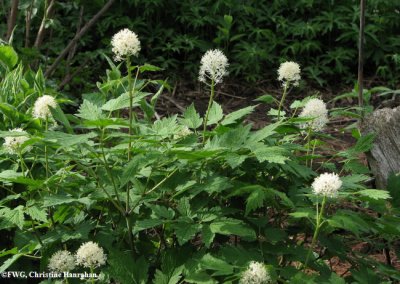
<box><xmin>361</xmin><ymin>106</ymin><xmax>400</xmax><ymax>189</ymax></box>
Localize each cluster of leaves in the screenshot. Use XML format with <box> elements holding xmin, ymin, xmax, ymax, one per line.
<box><xmin>0</xmin><ymin>46</ymin><xmax>400</xmax><ymax>283</ymax></box>
<box><xmin>1</xmin><ymin>0</ymin><xmax>400</xmax><ymax>93</ymax></box>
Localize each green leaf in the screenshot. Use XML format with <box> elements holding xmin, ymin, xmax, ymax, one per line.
<box><xmin>43</xmin><ymin>195</ymin><xmax>92</xmax><ymax>207</ymax></box>
<box><xmin>76</xmin><ymin>100</ymin><xmax>104</xmax><ymax>121</ymax></box>
<box><xmin>221</xmin><ymin>105</ymin><xmax>256</xmax><ymax>125</ymax></box>
<box><xmin>356</xmin><ymin>189</ymin><xmax>391</xmax><ymax>200</ymax></box>
<box><xmin>254</xmin><ymin>94</ymin><xmax>275</xmax><ymax>104</ymax></box>
<box><xmin>248</xmin><ymin>122</ymin><xmax>279</xmax><ymax>143</ymax></box>
<box><xmin>25</xmin><ymin>206</ymin><xmax>47</xmax><ymax>222</ymax></box>
<box><xmin>245</xmin><ymin>188</ymin><xmax>267</xmax><ymax>215</ymax></box>
<box><xmin>108</xmin><ymin>251</ymin><xmax>148</xmax><ymax>284</ymax></box>
<box><xmin>0</xmin><ymin>206</ymin><xmax>24</xmax><ymax>229</ymax></box>
<box><xmin>101</xmin><ymin>92</ymin><xmax>149</xmax><ymax>112</ymax></box>
<box><xmin>253</xmin><ymin>146</ymin><xmax>289</xmax><ymax>164</ymax></box>
<box><xmin>180</xmin><ymin>104</ymin><xmax>203</xmax><ymax>129</ymax></box>
<box><xmin>0</xmin><ymin>46</ymin><xmax>18</xmax><ymax>69</ymax></box>
<box><xmin>140</xmin><ymin>64</ymin><xmax>162</xmax><ymax>72</ymax></box>
<box><xmin>210</xmin><ymin>218</ymin><xmax>256</xmax><ymax>240</ymax></box>
<box><xmin>135</xmin><ymin>219</ymin><xmax>164</xmax><ymax>232</ymax></box>
<box><xmin>49</xmin><ymin>105</ymin><xmax>73</xmax><ymax>133</ymax></box>
<box><xmin>199</xmin><ymin>254</ymin><xmax>233</xmax><ymax>276</ymax></box>
<box><xmin>173</xmin><ymin>222</ymin><xmax>201</xmax><ymax>245</ymax></box>
<box><xmin>0</xmin><ymin>254</ymin><xmax>22</xmax><ymax>273</ymax></box>
<box><xmin>387</xmin><ymin>173</ymin><xmax>400</xmax><ymax>207</ymax></box>
<box><xmin>353</xmin><ymin>133</ymin><xmax>375</xmax><ymax>153</ymax></box>
<box><xmin>206</xmin><ymin>101</ymin><xmax>223</xmax><ymax>125</ymax></box>
<box><xmin>201</xmin><ymin>225</ymin><xmax>215</xmax><ymax>248</ymax></box>
<box><xmin>44</xmin><ymin>131</ymin><xmax>97</xmax><ymax>147</ymax></box>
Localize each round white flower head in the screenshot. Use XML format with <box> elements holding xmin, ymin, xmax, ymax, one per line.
<box><xmin>198</xmin><ymin>49</ymin><xmax>229</xmax><ymax>84</ymax></box>
<box><xmin>312</xmin><ymin>172</ymin><xmax>342</xmax><ymax>198</ymax></box>
<box><xmin>111</xmin><ymin>28</ymin><xmax>141</xmax><ymax>61</ymax></box>
<box><xmin>277</xmin><ymin>61</ymin><xmax>301</xmax><ymax>87</ymax></box>
<box><xmin>239</xmin><ymin>261</ymin><xmax>271</xmax><ymax>284</ymax></box>
<box><xmin>48</xmin><ymin>250</ymin><xmax>76</xmax><ymax>273</ymax></box>
<box><xmin>33</xmin><ymin>95</ymin><xmax>58</xmax><ymax>119</ymax></box>
<box><xmin>299</xmin><ymin>98</ymin><xmax>329</xmax><ymax>131</ymax></box>
<box><xmin>3</xmin><ymin>128</ymin><xmax>30</xmax><ymax>155</ymax></box>
<box><xmin>75</xmin><ymin>241</ymin><xmax>106</xmax><ymax>268</ymax></box>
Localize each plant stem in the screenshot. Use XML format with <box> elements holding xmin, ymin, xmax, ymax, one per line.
<box><xmin>127</xmin><ymin>59</ymin><xmax>140</xmax><ymax>161</ymax></box>
<box><xmin>202</xmin><ymin>79</ymin><xmax>215</xmax><ymax>144</ymax></box>
<box><xmin>90</xmin><ymin>266</ymin><xmax>95</xmax><ymax>284</ymax></box>
<box><xmin>304</xmin><ymin>196</ymin><xmax>327</xmax><ymax>268</ymax></box>
<box><xmin>305</xmin><ymin>127</ymin><xmax>312</xmax><ymax>167</ymax></box>
<box><xmin>277</xmin><ymin>83</ymin><xmax>288</xmax><ymax>120</ymax></box>
<box><xmin>44</xmin><ymin>117</ymin><xmax>49</xmax><ymax>179</ymax></box>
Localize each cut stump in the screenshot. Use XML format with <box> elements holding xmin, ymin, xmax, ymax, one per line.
<box><xmin>361</xmin><ymin>106</ymin><xmax>400</xmax><ymax>189</ymax></box>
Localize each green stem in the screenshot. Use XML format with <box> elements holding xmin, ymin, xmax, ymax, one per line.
<box><xmin>127</xmin><ymin>59</ymin><xmax>140</xmax><ymax>161</ymax></box>
<box><xmin>310</xmin><ymin>139</ymin><xmax>317</xmax><ymax>168</ymax></box>
<box><xmin>44</xmin><ymin>117</ymin><xmax>49</xmax><ymax>179</ymax></box>
<box><xmin>305</xmin><ymin>127</ymin><xmax>312</xmax><ymax>167</ymax></box>
<box><xmin>304</xmin><ymin>196</ymin><xmax>327</xmax><ymax>268</ymax></box>
<box><xmin>202</xmin><ymin>79</ymin><xmax>215</xmax><ymax>144</ymax></box>
<box><xmin>90</xmin><ymin>266</ymin><xmax>95</xmax><ymax>284</ymax></box>
<box><xmin>277</xmin><ymin>83</ymin><xmax>288</xmax><ymax>120</ymax></box>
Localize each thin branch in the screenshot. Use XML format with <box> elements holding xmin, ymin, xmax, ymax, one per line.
<box><xmin>6</xmin><ymin>0</ymin><xmax>19</xmax><ymax>42</ymax></box>
<box><xmin>44</xmin><ymin>0</ymin><xmax>116</xmax><ymax>78</ymax></box>
<box><xmin>34</xmin><ymin>0</ymin><xmax>56</xmax><ymax>48</ymax></box>
<box><xmin>25</xmin><ymin>0</ymin><xmax>35</xmax><ymax>47</ymax></box>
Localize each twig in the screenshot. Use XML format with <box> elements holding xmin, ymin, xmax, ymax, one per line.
<box><xmin>44</xmin><ymin>0</ymin><xmax>116</xmax><ymax>78</ymax></box>
<box><xmin>163</xmin><ymin>95</ymin><xmax>186</xmax><ymax>112</ymax></box>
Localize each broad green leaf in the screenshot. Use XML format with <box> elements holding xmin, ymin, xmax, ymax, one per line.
<box><xmin>254</xmin><ymin>94</ymin><xmax>275</xmax><ymax>104</ymax></box>
<box><xmin>25</xmin><ymin>206</ymin><xmax>47</xmax><ymax>222</ymax></box>
<box><xmin>140</xmin><ymin>64</ymin><xmax>162</xmax><ymax>72</ymax></box>
<box><xmin>356</xmin><ymin>189</ymin><xmax>391</xmax><ymax>200</ymax></box>
<box><xmin>173</xmin><ymin>222</ymin><xmax>201</xmax><ymax>245</ymax></box>
<box><xmin>108</xmin><ymin>251</ymin><xmax>148</xmax><ymax>284</ymax></box>
<box><xmin>206</xmin><ymin>101</ymin><xmax>223</xmax><ymax>125</ymax></box>
<box><xmin>201</xmin><ymin>225</ymin><xmax>215</xmax><ymax>248</ymax></box>
<box><xmin>101</xmin><ymin>92</ymin><xmax>150</xmax><ymax>112</ymax></box>
<box><xmin>180</xmin><ymin>104</ymin><xmax>203</xmax><ymax>129</ymax></box>
<box><xmin>0</xmin><ymin>206</ymin><xmax>24</xmax><ymax>229</ymax></box>
<box><xmin>221</xmin><ymin>105</ymin><xmax>256</xmax><ymax>125</ymax></box>
<box><xmin>245</xmin><ymin>188</ymin><xmax>267</xmax><ymax>215</ymax></box>
<box><xmin>253</xmin><ymin>146</ymin><xmax>289</xmax><ymax>164</ymax></box>
<box><xmin>248</xmin><ymin>122</ymin><xmax>279</xmax><ymax>143</ymax></box>
<box><xmin>0</xmin><ymin>46</ymin><xmax>18</xmax><ymax>69</ymax></box>
<box><xmin>0</xmin><ymin>254</ymin><xmax>22</xmax><ymax>273</ymax></box>
<box><xmin>199</xmin><ymin>254</ymin><xmax>233</xmax><ymax>276</ymax></box>
<box><xmin>210</xmin><ymin>218</ymin><xmax>256</xmax><ymax>240</ymax></box>
<box><xmin>76</xmin><ymin>100</ymin><xmax>104</xmax><ymax>121</ymax></box>
<box><xmin>44</xmin><ymin>131</ymin><xmax>97</xmax><ymax>147</ymax></box>
<box><xmin>49</xmin><ymin>105</ymin><xmax>73</xmax><ymax>133</ymax></box>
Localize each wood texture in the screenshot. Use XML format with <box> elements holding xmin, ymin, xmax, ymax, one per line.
<box><xmin>361</xmin><ymin>106</ymin><xmax>400</xmax><ymax>188</ymax></box>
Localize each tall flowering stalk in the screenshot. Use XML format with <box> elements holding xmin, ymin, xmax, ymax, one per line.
<box><xmin>111</xmin><ymin>28</ymin><xmax>140</xmax><ymax>252</ymax></box>
<box><xmin>304</xmin><ymin>173</ymin><xmax>342</xmax><ymax>268</ymax></box>
<box><xmin>111</xmin><ymin>28</ymin><xmax>141</xmax><ymax>160</ymax></box>
<box><xmin>198</xmin><ymin>49</ymin><xmax>228</xmax><ymax>143</ymax></box>
<box><xmin>277</xmin><ymin>61</ymin><xmax>301</xmax><ymax>119</ymax></box>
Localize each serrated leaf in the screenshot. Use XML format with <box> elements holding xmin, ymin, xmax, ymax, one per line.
<box><xmin>201</xmin><ymin>225</ymin><xmax>215</xmax><ymax>248</ymax></box>
<box><xmin>174</xmin><ymin>222</ymin><xmax>201</xmax><ymax>245</ymax></box>
<box><xmin>253</xmin><ymin>146</ymin><xmax>289</xmax><ymax>164</ymax></box>
<box><xmin>1</xmin><ymin>206</ymin><xmax>24</xmax><ymax>229</ymax></box>
<box><xmin>199</xmin><ymin>254</ymin><xmax>233</xmax><ymax>276</ymax></box>
<box><xmin>76</xmin><ymin>100</ymin><xmax>104</xmax><ymax>121</ymax></box>
<box><xmin>180</xmin><ymin>104</ymin><xmax>203</xmax><ymax>129</ymax></box>
<box><xmin>221</xmin><ymin>105</ymin><xmax>256</xmax><ymax>125</ymax></box>
<box><xmin>0</xmin><ymin>254</ymin><xmax>22</xmax><ymax>273</ymax></box>
<box><xmin>44</xmin><ymin>131</ymin><xmax>97</xmax><ymax>147</ymax></box>
<box><xmin>140</xmin><ymin>64</ymin><xmax>162</xmax><ymax>72</ymax></box>
<box><xmin>356</xmin><ymin>189</ymin><xmax>391</xmax><ymax>200</ymax></box>
<box><xmin>245</xmin><ymin>188</ymin><xmax>267</xmax><ymax>215</ymax></box>
<box><xmin>206</xmin><ymin>101</ymin><xmax>223</xmax><ymax>125</ymax></box>
<box><xmin>25</xmin><ymin>206</ymin><xmax>47</xmax><ymax>222</ymax></box>
<box><xmin>248</xmin><ymin>122</ymin><xmax>279</xmax><ymax>143</ymax></box>
<box><xmin>108</xmin><ymin>251</ymin><xmax>148</xmax><ymax>284</ymax></box>
<box><xmin>49</xmin><ymin>105</ymin><xmax>73</xmax><ymax>133</ymax></box>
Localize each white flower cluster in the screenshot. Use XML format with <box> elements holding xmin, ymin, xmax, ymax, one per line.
<box><xmin>298</xmin><ymin>98</ymin><xmax>329</xmax><ymax>131</ymax></box>
<box><xmin>3</xmin><ymin>128</ymin><xmax>30</xmax><ymax>155</ymax></box>
<box><xmin>277</xmin><ymin>61</ymin><xmax>301</xmax><ymax>87</ymax></box>
<box><xmin>75</xmin><ymin>241</ymin><xmax>107</xmax><ymax>268</ymax></box>
<box><xmin>312</xmin><ymin>172</ymin><xmax>342</xmax><ymax>198</ymax></box>
<box><xmin>239</xmin><ymin>261</ymin><xmax>271</xmax><ymax>284</ymax></box>
<box><xmin>48</xmin><ymin>250</ymin><xmax>76</xmax><ymax>273</ymax></box>
<box><xmin>111</xmin><ymin>28</ymin><xmax>141</xmax><ymax>61</ymax></box>
<box><xmin>33</xmin><ymin>95</ymin><xmax>58</xmax><ymax>119</ymax></box>
<box><xmin>198</xmin><ymin>49</ymin><xmax>229</xmax><ymax>84</ymax></box>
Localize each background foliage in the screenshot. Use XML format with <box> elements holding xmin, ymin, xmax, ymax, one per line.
<box><xmin>1</xmin><ymin>0</ymin><xmax>400</xmax><ymax>94</ymax></box>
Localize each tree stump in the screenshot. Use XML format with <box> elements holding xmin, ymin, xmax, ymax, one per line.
<box><xmin>361</xmin><ymin>106</ymin><xmax>400</xmax><ymax>189</ymax></box>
